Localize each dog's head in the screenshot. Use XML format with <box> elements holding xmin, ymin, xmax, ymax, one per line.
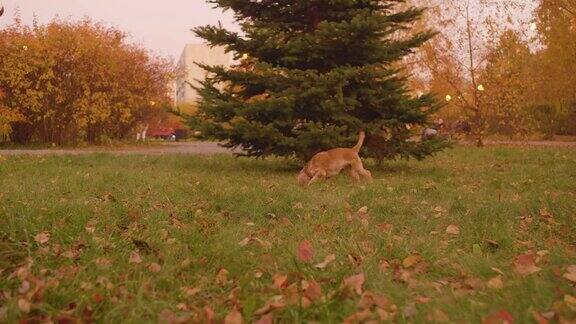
<box><xmin>297</xmin><ymin>169</ymin><xmax>311</xmax><ymax>186</ymax></box>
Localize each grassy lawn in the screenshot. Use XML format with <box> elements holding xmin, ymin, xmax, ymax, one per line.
<box><xmin>1</xmin><ymin>146</ymin><xmax>575</xmax><ymax>323</ymax></box>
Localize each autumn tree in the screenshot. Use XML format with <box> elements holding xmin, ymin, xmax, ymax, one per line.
<box><xmin>407</xmin><ymin>0</ymin><xmax>534</xmax><ymax>146</ymax></box>
<box><xmin>528</xmin><ymin>0</ymin><xmax>576</xmax><ymax>137</ymax></box>
<box><xmin>479</xmin><ymin>30</ymin><xmax>533</xmax><ymax>138</ymax></box>
<box><xmin>192</xmin><ymin>0</ymin><xmax>449</xmax><ymax>161</ymax></box>
<box><xmin>0</xmin><ymin>18</ymin><xmax>174</xmax><ymax>145</ymax></box>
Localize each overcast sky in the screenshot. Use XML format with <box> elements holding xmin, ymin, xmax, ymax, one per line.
<box><xmin>0</xmin><ymin>0</ymin><xmax>239</xmax><ymax>60</ymax></box>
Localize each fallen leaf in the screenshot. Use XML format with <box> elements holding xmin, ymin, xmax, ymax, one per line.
<box><xmin>302</xmin><ymin>280</ymin><xmax>322</xmax><ymax>303</ymax></box>
<box><xmin>315</xmin><ymin>254</ymin><xmax>336</xmax><ymax>270</ymax></box>
<box><xmin>255</xmin><ymin>313</ymin><xmax>274</xmax><ymax>324</ymax></box>
<box><xmin>148</xmin><ymin>263</ymin><xmax>162</xmax><ymax>273</ymax></box>
<box><xmin>216</xmin><ymin>268</ymin><xmax>229</xmax><ymax>285</ymax></box>
<box><xmin>35</xmin><ymin>232</ymin><xmax>50</xmax><ymax>245</ymax></box>
<box><xmin>129</xmin><ymin>251</ymin><xmax>142</xmax><ymax>264</ymax></box>
<box><xmin>343</xmin><ymin>309</ymin><xmax>372</xmax><ymax>324</ymax></box>
<box><xmin>181</xmin><ymin>287</ymin><xmax>200</xmax><ymax>297</ymax></box>
<box><xmin>482</xmin><ymin>309</ymin><xmax>514</xmax><ymax>324</ymax></box>
<box><xmin>487</xmin><ymin>276</ymin><xmax>504</xmax><ymax>289</ymax></box>
<box><xmin>446</xmin><ymin>225</ymin><xmax>460</xmax><ymax>235</ymax></box>
<box><xmin>563</xmin><ymin>265</ymin><xmax>576</xmax><ymax>283</ymax></box>
<box><xmin>343</xmin><ymin>273</ymin><xmax>365</xmax><ymax>295</ymax></box>
<box><xmin>531</xmin><ymin>311</ymin><xmax>549</xmax><ymax>324</ymax></box>
<box><xmin>238</xmin><ymin>237</ymin><xmax>252</xmax><ymax>247</ymax></box>
<box><xmin>297</xmin><ymin>240</ymin><xmax>314</xmax><ymax>263</ymax></box>
<box><xmin>18</xmin><ymin>299</ymin><xmax>31</xmax><ymax>313</ymax></box>
<box><xmin>94</xmin><ymin>257</ymin><xmax>112</xmax><ymax>269</ymax></box>
<box><xmin>273</xmin><ymin>273</ymin><xmax>288</xmax><ymax>289</ymax></box>
<box><xmin>158</xmin><ymin>309</ymin><xmax>189</xmax><ymax>324</ymax></box>
<box><xmin>565</xmin><ymin>294</ymin><xmax>576</xmax><ymax>310</ymax></box>
<box><xmin>402</xmin><ymin>254</ymin><xmax>421</xmax><ymax>268</ymax></box>
<box><xmin>379</xmin><ymin>260</ymin><xmax>390</xmax><ymax>272</ymax></box>
<box><xmin>224</xmin><ymin>308</ymin><xmax>243</xmax><ymax>324</ymax></box>
<box><xmin>513</xmin><ymin>253</ymin><xmax>541</xmax><ymax>277</ymax></box>
<box><xmin>253</xmin><ymin>297</ymin><xmax>285</xmax><ymax>316</ymax></box>
<box><xmin>204</xmin><ymin>306</ymin><xmax>215</xmax><ymax>324</ymax></box>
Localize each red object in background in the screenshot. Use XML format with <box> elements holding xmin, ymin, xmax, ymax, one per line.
<box><xmin>149</xmin><ymin>128</ymin><xmax>175</xmax><ymax>138</ymax></box>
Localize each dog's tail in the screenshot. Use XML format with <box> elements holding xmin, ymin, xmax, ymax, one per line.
<box><xmin>353</xmin><ymin>130</ymin><xmax>366</xmax><ymax>152</ymax></box>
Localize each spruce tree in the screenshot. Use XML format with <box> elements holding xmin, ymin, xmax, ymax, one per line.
<box><xmin>192</xmin><ymin>0</ymin><xmax>449</xmax><ymax>161</ymax></box>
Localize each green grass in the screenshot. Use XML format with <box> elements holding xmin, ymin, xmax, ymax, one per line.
<box><xmin>0</xmin><ymin>146</ymin><xmax>575</xmax><ymax>323</ymax></box>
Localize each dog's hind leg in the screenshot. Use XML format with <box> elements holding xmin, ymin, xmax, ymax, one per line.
<box><xmin>348</xmin><ymin>168</ymin><xmax>361</xmax><ymax>182</ymax></box>
<box><xmin>352</xmin><ymin>159</ymin><xmax>373</xmax><ymax>182</ymax></box>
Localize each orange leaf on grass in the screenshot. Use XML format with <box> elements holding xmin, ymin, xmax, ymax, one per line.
<box><xmin>302</xmin><ymin>279</ymin><xmax>322</xmax><ymax>303</ymax></box>
<box><xmin>34</xmin><ymin>232</ymin><xmax>50</xmax><ymax>245</ymax></box>
<box><xmin>402</xmin><ymin>254</ymin><xmax>421</xmax><ymax>268</ymax></box>
<box><xmin>446</xmin><ymin>225</ymin><xmax>460</xmax><ymax>235</ymax></box>
<box><xmin>216</xmin><ymin>268</ymin><xmax>229</xmax><ymax>285</ymax></box>
<box><xmin>272</xmin><ymin>273</ymin><xmax>288</xmax><ymax>289</ymax></box>
<box><xmin>297</xmin><ymin>240</ymin><xmax>314</xmax><ymax>262</ymax></box>
<box><xmin>563</xmin><ymin>265</ymin><xmax>576</xmax><ymax>283</ymax></box>
<box><xmin>129</xmin><ymin>251</ymin><xmax>142</xmax><ymax>264</ymax></box>
<box><xmin>255</xmin><ymin>313</ymin><xmax>274</xmax><ymax>324</ymax></box>
<box><xmin>343</xmin><ymin>273</ymin><xmax>365</xmax><ymax>295</ymax></box>
<box><xmin>315</xmin><ymin>254</ymin><xmax>336</xmax><ymax>270</ymax></box>
<box><xmin>513</xmin><ymin>253</ymin><xmax>541</xmax><ymax>277</ymax></box>
<box><xmin>482</xmin><ymin>309</ymin><xmax>514</xmax><ymax>324</ymax></box>
<box><xmin>148</xmin><ymin>263</ymin><xmax>162</xmax><ymax>273</ymax></box>
<box><xmin>224</xmin><ymin>308</ymin><xmax>243</xmax><ymax>324</ymax></box>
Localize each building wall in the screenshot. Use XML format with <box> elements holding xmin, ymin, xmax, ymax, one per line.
<box><xmin>174</xmin><ymin>44</ymin><xmax>232</xmax><ymax>105</ymax></box>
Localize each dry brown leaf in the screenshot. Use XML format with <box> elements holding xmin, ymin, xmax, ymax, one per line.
<box><xmin>565</xmin><ymin>294</ymin><xmax>576</xmax><ymax>310</ymax></box>
<box><xmin>18</xmin><ymin>299</ymin><xmax>31</xmax><ymax>313</ymax></box>
<box><xmin>238</xmin><ymin>237</ymin><xmax>252</xmax><ymax>247</ymax></box>
<box><xmin>94</xmin><ymin>257</ymin><xmax>112</xmax><ymax>269</ymax></box>
<box><xmin>315</xmin><ymin>254</ymin><xmax>336</xmax><ymax>270</ymax></box>
<box><xmin>216</xmin><ymin>268</ymin><xmax>229</xmax><ymax>285</ymax></box>
<box><xmin>204</xmin><ymin>306</ymin><xmax>215</xmax><ymax>324</ymax></box>
<box><xmin>343</xmin><ymin>309</ymin><xmax>372</xmax><ymax>324</ymax></box>
<box><xmin>297</xmin><ymin>240</ymin><xmax>314</xmax><ymax>263</ymax></box>
<box><xmin>255</xmin><ymin>313</ymin><xmax>274</xmax><ymax>324</ymax></box>
<box><xmin>253</xmin><ymin>297</ymin><xmax>285</xmax><ymax>316</ymax></box>
<box><xmin>273</xmin><ymin>273</ymin><xmax>288</xmax><ymax>289</ymax></box>
<box><xmin>34</xmin><ymin>232</ymin><xmax>50</xmax><ymax>245</ymax></box>
<box><xmin>446</xmin><ymin>225</ymin><xmax>460</xmax><ymax>235</ymax></box>
<box><xmin>181</xmin><ymin>287</ymin><xmax>201</xmax><ymax>297</ymax></box>
<box><xmin>343</xmin><ymin>273</ymin><xmax>365</xmax><ymax>295</ymax></box>
<box><xmin>531</xmin><ymin>311</ymin><xmax>549</xmax><ymax>324</ymax></box>
<box><xmin>379</xmin><ymin>260</ymin><xmax>390</xmax><ymax>272</ymax></box>
<box><xmin>513</xmin><ymin>253</ymin><xmax>541</xmax><ymax>277</ymax></box>
<box><xmin>482</xmin><ymin>309</ymin><xmax>514</xmax><ymax>324</ymax></box>
<box><xmin>148</xmin><ymin>263</ymin><xmax>162</xmax><ymax>273</ymax></box>
<box><xmin>563</xmin><ymin>265</ymin><xmax>576</xmax><ymax>283</ymax></box>
<box><xmin>487</xmin><ymin>276</ymin><xmax>504</xmax><ymax>289</ymax></box>
<box><xmin>302</xmin><ymin>280</ymin><xmax>322</xmax><ymax>303</ymax></box>
<box><xmin>402</xmin><ymin>254</ymin><xmax>422</xmax><ymax>268</ymax></box>
<box><xmin>224</xmin><ymin>308</ymin><xmax>243</xmax><ymax>324</ymax></box>
<box><xmin>129</xmin><ymin>251</ymin><xmax>142</xmax><ymax>264</ymax></box>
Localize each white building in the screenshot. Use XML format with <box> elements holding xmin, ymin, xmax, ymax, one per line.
<box><xmin>174</xmin><ymin>44</ymin><xmax>232</xmax><ymax>105</ymax></box>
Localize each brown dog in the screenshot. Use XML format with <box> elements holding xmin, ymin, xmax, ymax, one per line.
<box><xmin>297</xmin><ymin>131</ymin><xmax>372</xmax><ymax>186</ymax></box>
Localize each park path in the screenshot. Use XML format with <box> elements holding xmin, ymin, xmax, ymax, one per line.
<box><xmin>0</xmin><ymin>142</ymin><xmax>237</xmax><ymax>156</ymax></box>
<box><xmin>0</xmin><ymin>140</ymin><xmax>574</xmax><ymax>156</ymax></box>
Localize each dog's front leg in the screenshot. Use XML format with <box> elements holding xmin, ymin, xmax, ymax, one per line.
<box><xmin>307</xmin><ymin>170</ymin><xmax>326</xmax><ymax>186</ymax></box>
